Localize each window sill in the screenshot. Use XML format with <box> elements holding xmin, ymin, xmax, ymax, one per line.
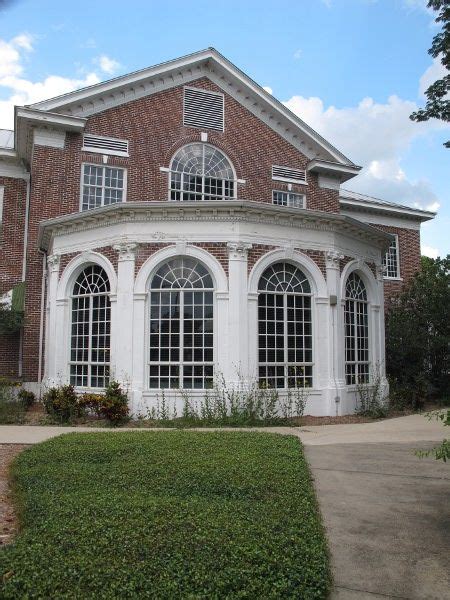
<box><xmin>383</xmin><ymin>277</ymin><xmax>403</xmax><ymax>282</ymax></box>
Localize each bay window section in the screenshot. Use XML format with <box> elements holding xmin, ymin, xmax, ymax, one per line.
<box><xmin>70</xmin><ymin>265</ymin><xmax>111</xmax><ymax>388</ymax></box>
<box><xmin>344</xmin><ymin>272</ymin><xmax>369</xmax><ymax>385</ymax></box>
<box><xmin>149</xmin><ymin>257</ymin><xmax>214</xmax><ymax>389</ymax></box>
<box><xmin>258</xmin><ymin>262</ymin><xmax>313</xmax><ymax>389</ymax></box>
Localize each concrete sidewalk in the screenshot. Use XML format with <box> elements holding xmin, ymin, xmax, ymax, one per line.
<box><xmin>307</xmin><ymin>442</ymin><xmax>450</xmax><ymax>600</ymax></box>
<box><xmin>0</xmin><ymin>413</ymin><xmax>446</xmax><ymax>445</ymax></box>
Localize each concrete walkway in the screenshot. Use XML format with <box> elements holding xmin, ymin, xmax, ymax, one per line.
<box><xmin>0</xmin><ymin>414</ymin><xmax>448</xmax><ymax>599</ymax></box>
<box><xmin>0</xmin><ymin>413</ymin><xmax>446</xmax><ymax>445</ymax></box>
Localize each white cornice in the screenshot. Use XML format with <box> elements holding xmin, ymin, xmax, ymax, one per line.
<box><xmin>38</xmin><ymin>200</ymin><xmax>392</xmax><ymax>251</ymax></box>
<box><xmin>339</xmin><ymin>197</ymin><xmax>435</xmax><ymax>222</ymax></box>
<box><xmin>26</xmin><ymin>48</ymin><xmax>355</xmax><ymax>166</ymax></box>
<box><xmin>307</xmin><ymin>159</ymin><xmax>361</xmax><ymax>183</ymax></box>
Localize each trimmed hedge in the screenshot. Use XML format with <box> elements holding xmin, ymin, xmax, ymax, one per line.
<box><xmin>0</xmin><ymin>432</ymin><xmax>330</xmax><ymax>598</ymax></box>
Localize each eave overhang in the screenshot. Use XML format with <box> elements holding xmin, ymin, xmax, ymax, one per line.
<box><xmin>14</xmin><ymin>107</ymin><xmax>87</xmax><ymax>164</ymax></box>
<box><xmin>340</xmin><ymin>196</ymin><xmax>436</xmax><ymax>222</ymax></box>
<box><xmin>307</xmin><ymin>159</ymin><xmax>362</xmax><ymax>183</ymax></box>
<box><xmin>38</xmin><ymin>200</ymin><xmax>393</xmax><ymax>252</ymax></box>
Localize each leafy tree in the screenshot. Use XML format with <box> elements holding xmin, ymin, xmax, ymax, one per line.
<box><xmin>0</xmin><ymin>303</ymin><xmax>24</xmax><ymax>335</ymax></box>
<box><xmin>410</xmin><ymin>0</ymin><xmax>450</xmax><ymax>147</ymax></box>
<box><xmin>386</xmin><ymin>255</ymin><xmax>450</xmax><ymax>407</ymax></box>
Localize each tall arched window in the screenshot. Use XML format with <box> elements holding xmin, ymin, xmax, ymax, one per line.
<box><xmin>344</xmin><ymin>272</ymin><xmax>369</xmax><ymax>385</ymax></box>
<box><xmin>169</xmin><ymin>143</ymin><xmax>235</xmax><ymax>202</ymax></box>
<box><xmin>70</xmin><ymin>265</ymin><xmax>111</xmax><ymax>388</ymax></box>
<box><xmin>258</xmin><ymin>262</ymin><xmax>313</xmax><ymax>389</ymax></box>
<box><xmin>149</xmin><ymin>257</ymin><xmax>214</xmax><ymax>389</ymax></box>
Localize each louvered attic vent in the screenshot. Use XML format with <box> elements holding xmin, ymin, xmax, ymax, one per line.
<box><xmin>82</xmin><ymin>134</ymin><xmax>129</xmax><ymax>157</ymax></box>
<box><xmin>183</xmin><ymin>87</ymin><xmax>224</xmax><ymax>131</ymax></box>
<box><xmin>272</xmin><ymin>165</ymin><xmax>307</xmax><ymax>184</ymax></box>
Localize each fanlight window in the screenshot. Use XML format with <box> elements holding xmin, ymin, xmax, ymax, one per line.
<box><xmin>169</xmin><ymin>143</ymin><xmax>235</xmax><ymax>202</ymax></box>
<box><xmin>258</xmin><ymin>262</ymin><xmax>313</xmax><ymax>389</ymax></box>
<box><xmin>344</xmin><ymin>272</ymin><xmax>369</xmax><ymax>385</ymax></box>
<box><xmin>70</xmin><ymin>265</ymin><xmax>111</xmax><ymax>388</ymax></box>
<box><xmin>149</xmin><ymin>257</ymin><xmax>214</xmax><ymax>389</ymax></box>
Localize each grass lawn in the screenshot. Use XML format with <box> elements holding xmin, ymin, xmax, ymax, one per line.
<box><xmin>0</xmin><ymin>431</ymin><xmax>330</xmax><ymax>599</ymax></box>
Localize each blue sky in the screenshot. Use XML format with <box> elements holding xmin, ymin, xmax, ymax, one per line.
<box><xmin>0</xmin><ymin>0</ymin><xmax>448</xmax><ymax>256</ymax></box>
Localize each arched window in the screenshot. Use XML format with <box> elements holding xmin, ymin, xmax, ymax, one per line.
<box><xmin>258</xmin><ymin>262</ymin><xmax>313</xmax><ymax>389</ymax></box>
<box><xmin>344</xmin><ymin>272</ymin><xmax>369</xmax><ymax>385</ymax></box>
<box><xmin>70</xmin><ymin>265</ymin><xmax>111</xmax><ymax>388</ymax></box>
<box><xmin>149</xmin><ymin>257</ymin><xmax>214</xmax><ymax>389</ymax></box>
<box><xmin>169</xmin><ymin>143</ymin><xmax>235</xmax><ymax>202</ymax></box>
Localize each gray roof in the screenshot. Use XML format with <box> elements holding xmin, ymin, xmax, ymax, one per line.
<box><xmin>340</xmin><ymin>188</ymin><xmax>436</xmax><ymax>217</ymax></box>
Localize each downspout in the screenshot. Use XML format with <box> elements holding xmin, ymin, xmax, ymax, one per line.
<box><xmin>331</xmin><ymin>301</ymin><xmax>340</xmax><ymax>416</ymax></box>
<box><xmin>37</xmin><ymin>250</ymin><xmax>47</xmax><ymax>395</ymax></box>
<box><xmin>18</xmin><ymin>173</ymin><xmax>31</xmax><ymax>378</ymax></box>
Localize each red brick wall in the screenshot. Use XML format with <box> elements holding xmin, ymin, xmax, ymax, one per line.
<box><xmin>0</xmin><ymin>176</ymin><xmax>27</xmax><ymax>378</ymax></box>
<box><xmin>373</xmin><ymin>225</ymin><xmax>421</xmax><ymax>301</ymax></box>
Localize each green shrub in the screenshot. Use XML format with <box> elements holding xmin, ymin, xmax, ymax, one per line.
<box><xmin>0</xmin><ymin>379</ymin><xmax>25</xmax><ymax>424</ymax></box>
<box><xmin>0</xmin><ymin>305</ymin><xmax>24</xmax><ymax>334</ymax></box>
<box><xmin>0</xmin><ymin>432</ymin><xmax>330</xmax><ymax>598</ymax></box>
<box><xmin>17</xmin><ymin>389</ymin><xmax>36</xmax><ymax>410</ymax></box>
<box><xmin>77</xmin><ymin>392</ymin><xmax>104</xmax><ymax>417</ymax></box>
<box><xmin>100</xmin><ymin>381</ymin><xmax>129</xmax><ymax>425</ymax></box>
<box><xmin>42</xmin><ymin>384</ymin><xmax>81</xmax><ymax>423</ymax></box>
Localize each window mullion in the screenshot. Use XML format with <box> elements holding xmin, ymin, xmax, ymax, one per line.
<box><xmin>284</xmin><ymin>293</ymin><xmax>288</xmax><ymax>388</ymax></box>
<box><xmin>88</xmin><ymin>294</ymin><xmax>93</xmax><ymax>387</ymax></box>
<box><xmin>180</xmin><ymin>289</ymin><xmax>184</xmax><ymax>388</ymax></box>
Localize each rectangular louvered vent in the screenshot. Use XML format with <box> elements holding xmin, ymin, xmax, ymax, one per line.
<box><xmin>272</xmin><ymin>165</ymin><xmax>307</xmax><ymax>184</ymax></box>
<box><xmin>82</xmin><ymin>134</ymin><xmax>129</xmax><ymax>157</ymax></box>
<box><xmin>183</xmin><ymin>87</ymin><xmax>224</xmax><ymax>131</ymax></box>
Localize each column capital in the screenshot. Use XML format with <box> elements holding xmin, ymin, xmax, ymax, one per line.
<box><xmin>375</xmin><ymin>263</ymin><xmax>386</xmax><ymax>281</ymax></box>
<box><xmin>113</xmin><ymin>239</ymin><xmax>139</xmax><ymax>261</ymax></box>
<box><xmin>325</xmin><ymin>250</ymin><xmax>344</xmax><ymax>269</ymax></box>
<box><xmin>227</xmin><ymin>241</ymin><xmax>252</xmax><ymax>260</ymax></box>
<box><xmin>47</xmin><ymin>253</ymin><xmax>61</xmax><ymax>272</ymax></box>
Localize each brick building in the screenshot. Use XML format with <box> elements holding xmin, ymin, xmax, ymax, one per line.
<box><xmin>0</xmin><ymin>49</ymin><xmax>434</xmax><ymax>415</ymax></box>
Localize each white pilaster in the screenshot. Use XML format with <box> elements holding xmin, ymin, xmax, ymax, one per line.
<box><xmin>227</xmin><ymin>242</ymin><xmax>252</xmax><ymax>386</ymax></box>
<box><xmin>112</xmin><ymin>241</ymin><xmax>138</xmax><ymax>388</ymax></box>
<box><xmin>45</xmin><ymin>253</ymin><xmax>60</xmax><ymax>385</ymax></box>
<box><xmin>325</xmin><ymin>250</ymin><xmax>345</xmax><ymax>415</ymax></box>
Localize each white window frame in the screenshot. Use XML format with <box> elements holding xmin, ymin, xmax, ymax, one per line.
<box><xmin>79</xmin><ymin>163</ymin><xmax>127</xmax><ymax>211</ymax></box>
<box><xmin>69</xmin><ymin>265</ymin><xmax>111</xmax><ymax>390</ymax></box>
<box><xmin>272</xmin><ymin>190</ymin><xmax>306</xmax><ymax>209</ymax></box>
<box><xmin>147</xmin><ymin>257</ymin><xmax>215</xmax><ymax>391</ymax></box>
<box><xmin>167</xmin><ymin>143</ymin><xmax>237</xmax><ymax>202</ymax></box>
<box><xmin>383</xmin><ymin>234</ymin><xmax>401</xmax><ymax>280</ymax></box>
<box><xmin>344</xmin><ymin>274</ymin><xmax>370</xmax><ymax>386</ymax></box>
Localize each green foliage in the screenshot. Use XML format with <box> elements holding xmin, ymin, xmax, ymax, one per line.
<box><xmin>0</xmin><ymin>304</ymin><xmax>24</xmax><ymax>335</ymax></box>
<box><xmin>0</xmin><ymin>432</ymin><xmax>330</xmax><ymax>598</ymax></box>
<box><xmin>416</xmin><ymin>409</ymin><xmax>450</xmax><ymax>462</ymax></box>
<box><xmin>17</xmin><ymin>389</ymin><xmax>35</xmax><ymax>410</ymax></box>
<box><xmin>42</xmin><ymin>384</ymin><xmax>81</xmax><ymax>423</ymax></box>
<box><xmin>386</xmin><ymin>255</ymin><xmax>450</xmax><ymax>408</ymax></box>
<box><xmin>42</xmin><ymin>381</ymin><xmax>129</xmax><ymax>425</ymax></box>
<box><xmin>100</xmin><ymin>381</ymin><xmax>129</xmax><ymax>425</ymax></box>
<box><xmin>355</xmin><ymin>366</ymin><xmax>389</xmax><ymax>418</ymax></box>
<box><xmin>144</xmin><ymin>377</ymin><xmax>310</xmax><ymax>427</ymax></box>
<box><xmin>0</xmin><ymin>380</ymin><xmax>25</xmax><ymax>424</ymax></box>
<box><xmin>410</xmin><ymin>0</ymin><xmax>450</xmax><ymax>147</ymax></box>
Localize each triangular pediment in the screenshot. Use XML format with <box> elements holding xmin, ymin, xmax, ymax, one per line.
<box><xmin>27</xmin><ymin>48</ymin><xmax>355</xmax><ymax>165</ymax></box>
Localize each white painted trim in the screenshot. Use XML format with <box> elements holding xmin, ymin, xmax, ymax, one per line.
<box><xmin>383</xmin><ymin>233</ymin><xmax>401</xmax><ymax>280</ymax></box>
<box><xmin>134</xmin><ymin>244</ymin><xmax>228</xmax><ymax>294</ymax></box>
<box><xmin>340</xmin><ymin>260</ymin><xmax>378</xmax><ymax>305</ymax></box>
<box><xmin>79</xmin><ymin>162</ymin><xmax>127</xmax><ymax>212</ymax></box>
<box><xmin>57</xmin><ymin>251</ymin><xmax>118</xmax><ymax>299</ymax></box>
<box><xmin>33</xmin><ymin>128</ymin><xmax>66</xmax><ymax>149</ymax></box>
<box><xmin>248</xmin><ymin>248</ymin><xmax>327</xmax><ymax>297</ymax></box>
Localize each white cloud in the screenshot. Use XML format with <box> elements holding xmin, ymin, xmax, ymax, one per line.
<box><xmin>0</xmin><ymin>35</ymin><xmax>102</xmax><ymax>129</ymax></box>
<box><xmin>283</xmin><ymin>89</ymin><xmax>449</xmax><ymax>210</ymax></box>
<box><xmin>421</xmin><ymin>245</ymin><xmax>439</xmax><ymax>259</ymax></box>
<box><xmin>263</xmin><ymin>86</ymin><xmax>273</xmax><ymax>95</ymax></box>
<box><xmin>95</xmin><ymin>54</ymin><xmax>120</xmax><ymax>75</ymax></box>
<box><xmin>293</xmin><ymin>49</ymin><xmax>302</xmax><ymax>60</ymax></box>
<box><xmin>419</xmin><ymin>57</ymin><xmax>447</xmax><ymax>96</ymax></box>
